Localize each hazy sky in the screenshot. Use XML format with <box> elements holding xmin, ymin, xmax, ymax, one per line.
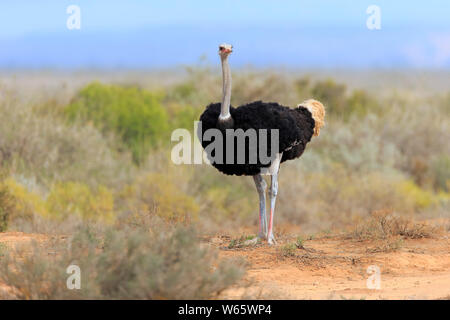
<box><xmin>1</xmin><ymin>1</ymin><xmax>449</xmax><ymax>68</ymax></box>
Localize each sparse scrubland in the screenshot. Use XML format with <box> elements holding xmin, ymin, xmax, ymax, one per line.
<box><xmin>0</xmin><ymin>67</ymin><xmax>449</xmax><ymax>299</ymax></box>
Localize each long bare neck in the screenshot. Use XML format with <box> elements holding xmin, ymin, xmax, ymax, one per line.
<box><xmin>219</xmin><ymin>56</ymin><xmax>231</xmax><ymax>120</ymax></box>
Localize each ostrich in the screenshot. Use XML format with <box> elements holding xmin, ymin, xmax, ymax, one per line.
<box><xmin>199</xmin><ymin>44</ymin><xmax>325</xmax><ymax>244</ymax></box>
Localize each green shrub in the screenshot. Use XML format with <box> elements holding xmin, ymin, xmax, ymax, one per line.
<box><xmin>311</xmin><ymin>79</ymin><xmax>347</xmax><ymax>117</ymax></box>
<box><xmin>429</xmin><ymin>155</ymin><xmax>450</xmax><ymax>192</ymax></box>
<box><xmin>0</xmin><ymin>180</ymin><xmax>14</xmax><ymax>232</ymax></box>
<box><xmin>65</xmin><ymin>82</ymin><xmax>169</xmax><ymax>163</ymax></box>
<box><xmin>166</xmin><ymin>81</ymin><xmax>198</xmax><ymax>104</ymax></box>
<box><xmin>277</xmin><ymin>163</ymin><xmax>443</xmax><ymax>229</ymax></box>
<box><xmin>0</xmin><ymin>177</ymin><xmax>115</xmax><ymax>231</ymax></box>
<box><xmin>166</xmin><ymin>103</ymin><xmax>201</xmax><ymax>131</ymax></box>
<box><xmin>396</xmin><ymin>180</ymin><xmax>437</xmax><ymax>210</ymax></box>
<box><xmin>0</xmin><ymin>177</ymin><xmax>46</xmax><ymax>231</ymax></box>
<box><xmin>0</xmin><ymin>243</ymin><xmax>6</xmax><ymax>258</ymax></box>
<box><xmin>227</xmin><ymin>234</ymin><xmax>258</xmax><ymax>249</ymax></box>
<box><xmin>120</xmin><ymin>172</ymin><xmax>199</xmax><ymax>224</ymax></box>
<box><xmin>278</xmin><ymin>243</ymin><xmax>297</xmax><ymax>257</ymax></box>
<box><xmin>46</xmin><ymin>182</ymin><xmax>115</xmax><ymax>222</ymax></box>
<box><xmin>296</xmin><ymin>236</ymin><xmax>304</xmax><ymax>248</ymax></box>
<box><xmin>346</xmin><ymin>89</ymin><xmax>380</xmax><ymax>118</ymax></box>
<box><xmin>295</xmin><ymin>77</ymin><xmax>312</xmax><ymax>100</ymax></box>
<box><xmin>232</xmin><ymin>73</ymin><xmax>296</xmax><ymax>107</ymax></box>
<box><xmin>0</xmin><ymin>91</ymin><xmax>130</xmax><ymax>188</ymax></box>
<box><xmin>309</xmin><ymin>80</ymin><xmax>380</xmax><ymax>120</ymax></box>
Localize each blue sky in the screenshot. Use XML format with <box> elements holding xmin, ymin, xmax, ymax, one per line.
<box><xmin>1</xmin><ymin>1</ymin><xmax>449</xmax><ymax>68</ymax></box>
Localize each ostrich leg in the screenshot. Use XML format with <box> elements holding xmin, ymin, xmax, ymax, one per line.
<box><xmin>253</xmin><ymin>174</ymin><xmax>267</xmax><ymax>239</ymax></box>
<box><xmin>267</xmin><ymin>171</ymin><xmax>279</xmax><ymax>245</ymax></box>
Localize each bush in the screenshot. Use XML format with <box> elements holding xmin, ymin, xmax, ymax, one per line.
<box><xmin>295</xmin><ymin>77</ymin><xmax>312</xmax><ymax>101</ymax></box>
<box><xmin>191</xmin><ymin>167</ymin><xmax>256</xmax><ymax>226</ymax></box>
<box><xmin>166</xmin><ymin>103</ymin><xmax>201</xmax><ymax>131</ymax></box>
<box><xmin>346</xmin><ymin>89</ymin><xmax>380</xmax><ymax>118</ymax></box>
<box><xmin>379</xmin><ymin>101</ymin><xmax>449</xmax><ymax>187</ymax></box>
<box><xmin>0</xmin><ymin>179</ymin><xmax>14</xmax><ymax>232</ymax></box>
<box><xmin>0</xmin><ymin>90</ymin><xmax>130</xmax><ymax>188</ymax></box>
<box><xmin>429</xmin><ymin>155</ymin><xmax>450</xmax><ymax>192</ymax></box>
<box><xmin>166</xmin><ymin>81</ymin><xmax>200</xmax><ymax>105</ymax></box>
<box><xmin>120</xmin><ymin>173</ymin><xmax>199</xmax><ymax>224</ymax></box>
<box><xmin>164</xmin><ymin>64</ymin><xmax>218</xmax><ymax>107</ymax></box>
<box><xmin>0</xmin><ymin>225</ymin><xmax>245</xmax><ymax>299</ymax></box>
<box><xmin>309</xmin><ymin>79</ymin><xmax>380</xmax><ymax>120</ymax></box>
<box><xmin>278</xmin><ymin>243</ymin><xmax>298</xmax><ymax>257</ymax></box>
<box><xmin>0</xmin><ymin>178</ymin><xmax>115</xmax><ymax>231</ymax></box>
<box><xmin>227</xmin><ymin>234</ymin><xmax>258</xmax><ymax>249</ymax></box>
<box><xmin>311</xmin><ymin>79</ymin><xmax>347</xmax><ymax>117</ymax></box>
<box><xmin>277</xmin><ymin>163</ymin><xmax>442</xmax><ymax>229</ymax></box>
<box><xmin>46</xmin><ymin>182</ymin><xmax>115</xmax><ymax>222</ymax></box>
<box><xmin>65</xmin><ymin>82</ymin><xmax>169</xmax><ymax>163</ymax></box>
<box><xmin>396</xmin><ymin>180</ymin><xmax>437</xmax><ymax>210</ymax></box>
<box><xmin>351</xmin><ymin>209</ymin><xmax>440</xmax><ymax>240</ymax></box>
<box><xmin>0</xmin><ymin>177</ymin><xmax>46</xmax><ymax>231</ymax></box>
<box><xmin>232</xmin><ymin>73</ymin><xmax>296</xmax><ymax>107</ymax></box>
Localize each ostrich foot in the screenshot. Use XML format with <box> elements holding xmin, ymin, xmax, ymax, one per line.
<box><xmin>267</xmin><ymin>233</ymin><xmax>277</xmax><ymax>245</ymax></box>
<box><xmin>257</xmin><ymin>232</ymin><xmax>267</xmax><ymax>241</ymax></box>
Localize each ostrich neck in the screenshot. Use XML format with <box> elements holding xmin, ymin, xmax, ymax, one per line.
<box><xmin>219</xmin><ymin>56</ymin><xmax>231</xmax><ymax>120</ymax></box>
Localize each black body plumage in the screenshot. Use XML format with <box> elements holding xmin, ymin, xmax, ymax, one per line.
<box><xmin>198</xmin><ymin>101</ymin><xmax>315</xmax><ymax>176</ymax></box>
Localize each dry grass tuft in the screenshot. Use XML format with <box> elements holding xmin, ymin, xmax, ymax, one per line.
<box><xmin>277</xmin><ymin>243</ymin><xmax>298</xmax><ymax>258</ymax></box>
<box><xmin>227</xmin><ymin>235</ymin><xmax>259</xmax><ymax>249</ymax></box>
<box><xmin>350</xmin><ymin>209</ymin><xmax>442</xmax><ymax>240</ymax></box>
<box><xmin>365</xmin><ymin>237</ymin><xmax>404</xmax><ymax>253</ymax></box>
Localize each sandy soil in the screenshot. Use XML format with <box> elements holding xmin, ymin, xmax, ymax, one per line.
<box><xmin>0</xmin><ymin>232</ymin><xmax>51</xmax><ymax>246</ymax></box>
<box><xmin>1</xmin><ymin>231</ymin><xmax>449</xmax><ymax>300</ymax></box>
<box><xmin>212</xmin><ymin>234</ymin><xmax>450</xmax><ymax>300</ymax></box>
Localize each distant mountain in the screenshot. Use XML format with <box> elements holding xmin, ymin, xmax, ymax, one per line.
<box><xmin>1</xmin><ymin>25</ymin><xmax>449</xmax><ymax>69</ymax></box>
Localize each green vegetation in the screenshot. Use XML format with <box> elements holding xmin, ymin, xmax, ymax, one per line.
<box><xmin>278</xmin><ymin>237</ymin><xmax>306</xmax><ymax>258</ymax></box>
<box><xmin>1</xmin><ymin>71</ymin><xmax>449</xmax><ymax>231</ymax></box>
<box><xmin>295</xmin><ymin>236</ymin><xmax>304</xmax><ymax>248</ymax></box>
<box><xmin>46</xmin><ymin>182</ymin><xmax>115</xmax><ymax>222</ymax></box>
<box><xmin>227</xmin><ymin>234</ymin><xmax>258</xmax><ymax>249</ymax></box>
<box><xmin>0</xmin><ymin>243</ymin><xmax>6</xmax><ymax>258</ymax></box>
<box><xmin>2</xmin><ymin>71</ymin><xmax>450</xmax><ymax>228</ymax></box>
<box><xmin>65</xmin><ymin>82</ymin><xmax>169</xmax><ymax>163</ymax></box>
<box><xmin>0</xmin><ymin>177</ymin><xmax>13</xmax><ymax>232</ymax></box>
<box><xmin>279</xmin><ymin>243</ymin><xmax>298</xmax><ymax>257</ymax></box>
<box><xmin>120</xmin><ymin>172</ymin><xmax>199</xmax><ymax>224</ymax></box>
<box><xmin>0</xmin><ymin>69</ymin><xmax>449</xmax><ymax>298</ymax></box>
<box><xmin>430</xmin><ymin>155</ymin><xmax>450</xmax><ymax>192</ymax></box>
<box><xmin>297</xmin><ymin>78</ymin><xmax>380</xmax><ymax>120</ymax></box>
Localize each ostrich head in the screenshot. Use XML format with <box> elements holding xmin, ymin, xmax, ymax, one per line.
<box><xmin>298</xmin><ymin>99</ymin><xmax>326</xmax><ymax>136</ymax></box>
<box><xmin>218</xmin><ymin>43</ymin><xmax>233</xmax><ymax>58</ymax></box>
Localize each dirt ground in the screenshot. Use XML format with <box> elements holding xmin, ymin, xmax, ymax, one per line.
<box><xmin>0</xmin><ymin>231</ymin><xmax>449</xmax><ymax>300</ymax></box>
<box><xmin>212</xmin><ymin>232</ymin><xmax>450</xmax><ymax>300</ymax></box>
